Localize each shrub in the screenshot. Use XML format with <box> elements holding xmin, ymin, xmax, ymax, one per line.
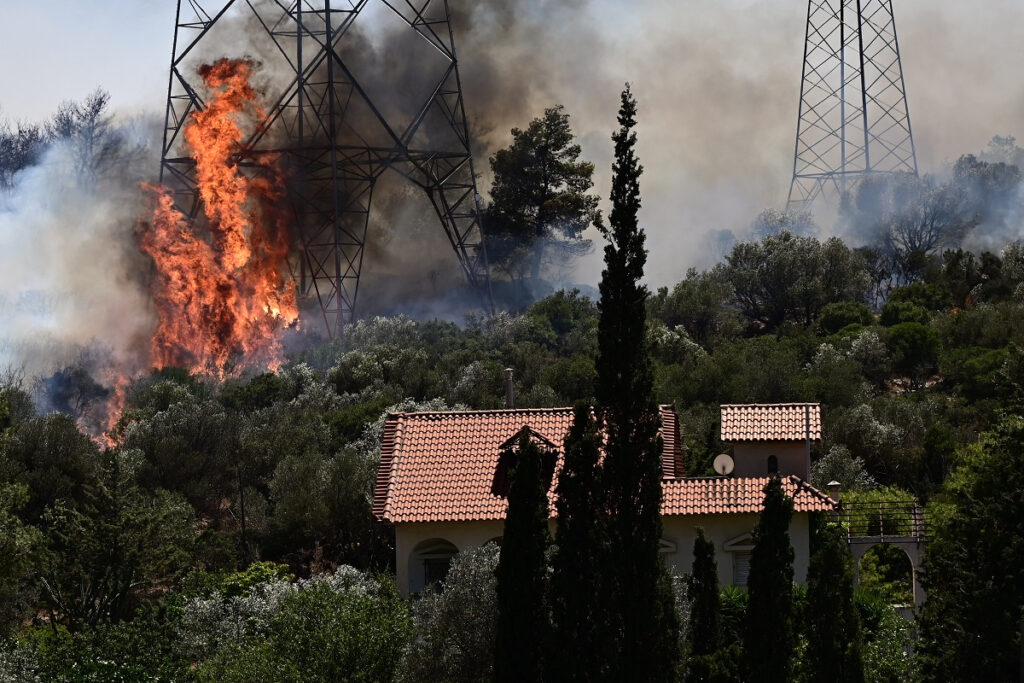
<box><xmin>817</xmin><ymin>302</ymin><xmax>875</xmax><ymax>335</ymax></box>
<box><xmin>854</xmin><ymin>590</ymin><xmax>916</xmax><ymax>682</ymax></box>
<box><xmin>194</xmin><ymin>570</ymin><xmax>410</xmax><ymax>683</ymax></box>
<box><xmin>885</xmin><ymin>323</ymin><xmax>939</xmax><ymax>378</ymax></box>
<box><xmin>398</xmin><ymin>544</ymin><xmax>499</xmax><ymax>683</ymax></box>
<box><xmin>879</xmin><ymin>301</ymin><xmax>930</xmax><ymax>326</ymax></box>
<box><xmin>888</xmin><ymin>282</ymin><xmax>948</xmax><ymax>311</ymax></box>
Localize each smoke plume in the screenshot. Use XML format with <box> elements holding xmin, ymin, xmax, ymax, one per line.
<box><xmin>2</xmin><ymin>0</ymin><xmax>1023</xmax><ymax>407</ymax></box>
<box><xmin>0</xmin><ymin>115</ymin><xmax>157</xmax><ymax>384</ymax></box>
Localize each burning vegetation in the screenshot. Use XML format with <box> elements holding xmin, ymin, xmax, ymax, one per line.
<box><xmin>139</xmin><ymin>58</ymin><xmax>298</xmax><ymax>378</ymax></box>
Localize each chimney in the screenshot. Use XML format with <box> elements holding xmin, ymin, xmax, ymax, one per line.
<box><xmin>505</xmin><ymin>368</ymin><xmax>514</xmax><ymax>409</ymax></box>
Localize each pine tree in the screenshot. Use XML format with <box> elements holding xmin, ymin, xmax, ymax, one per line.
<box><xmin>494</xmin><ymin>429</ymin><xmax>551</xmax><ymax>683</ymax></box>
<box><xmin>596</xmin><ymin>84</ymin><xmax>679</xmax><ymax>682</ymax></box>
<box><xmin>549</xmin><ymin>403</ymin><xmax>609</xmax><ymax>681</ymax></box>
<box><xmin>744</xmin><ymin>476</ymin><xmax>796</xmax><ymax>683</ymax></box>
<box><xmin>804</xmin><ymin>521</ymin><xmax>864</xmax><ymax>683</ymax></box>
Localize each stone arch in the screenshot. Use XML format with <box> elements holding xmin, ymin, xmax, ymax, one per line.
<box><xmin>409</xmin><ymin>538</ymin><xmax>458</xmax><ymax>593</ymax></box>
<box><xmin>850</xmin><ymin>540</ymin><xmax>925</xmax><ymax>607</ymax></box>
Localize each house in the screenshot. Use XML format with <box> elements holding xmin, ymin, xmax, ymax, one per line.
<box><xmin>373</xmin><ymin>403</ymin><xmax>834</xmax><ymax>595</ymax></box>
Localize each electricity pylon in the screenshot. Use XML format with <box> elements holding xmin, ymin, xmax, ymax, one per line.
<box><xmin>787</xmin><ymin>0</ymin><xmax>918</xmax><ymax>212</ymax></box>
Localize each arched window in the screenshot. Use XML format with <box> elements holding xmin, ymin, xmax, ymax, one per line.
<box><xmin>410</xmin><ymin>539</ymin><xmax>458</xmax><ymax>593</ymax></box>
<box><xmin>767</xmin><ymin>455</ymin><xmax>779</xmax><ymax>474</ymax></box>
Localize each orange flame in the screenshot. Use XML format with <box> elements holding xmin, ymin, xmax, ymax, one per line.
<box><xmin>76</xmin><ymin>371</ymin><xmax>130</xmax><ymax>449</ymax></box>
<box><xmin>140</xmin><ymin>58</ymin><xmax>298</xmax><ymax>377</ymax></box>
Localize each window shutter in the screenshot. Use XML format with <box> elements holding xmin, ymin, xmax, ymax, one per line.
<box><xmin>733</xmin><ymin>551</ymin><xmax>752</xmax><ymax>586</ymax></box>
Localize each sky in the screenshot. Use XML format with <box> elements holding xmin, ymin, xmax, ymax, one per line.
<box><xmin>0</xmin><ymin>0</ymin><xmax>1022</xmax><ymax>288</ymax></box>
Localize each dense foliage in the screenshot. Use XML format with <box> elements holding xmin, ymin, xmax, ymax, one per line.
<box><xmin>916</xmin><ymin>416</ymin><xmax>1024</xmax><ymax>681</ymax></box>
<box><xmin>804</xmin><ymin>522</ymin><xmax>865</xmax><ymax>683</ymax></box>
<box><xmin>0</xmin><ymin>94</ymin><xmax>1022</xmax><ymax>680</ymax></box>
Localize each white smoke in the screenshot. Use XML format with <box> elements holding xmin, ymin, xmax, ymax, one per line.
<box><xmin>0</xmin><ymin>120</ymin><xmax>157</xmax><ymax>382</ymax></box>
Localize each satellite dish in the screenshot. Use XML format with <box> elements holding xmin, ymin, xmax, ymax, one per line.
<box><xmin>713</xmin><ymin>453</ymin><xmax>735</xmax><ymax>476</ymax></box>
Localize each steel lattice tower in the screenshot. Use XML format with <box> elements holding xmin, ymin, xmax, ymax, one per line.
<box><xmin>787</xmin><ymin>0</ymin><xmax>918</xmax><ymax>211</ymax></box>
<box><xmin>161</xmin><ymin>0</ymin><xmax>492</xmax><ymax>338</ymax></box>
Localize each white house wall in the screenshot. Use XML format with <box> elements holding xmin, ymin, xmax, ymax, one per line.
<box><xmin>660</xmin><ymin>512</ymin><xmax>811</xmax><ymax>585</ymax></box>
<box><xmin>396</xmin><ymin>519</ymin><xmax>508</xmax><ymax>594</ymax></box>
<box><xmin>394</xmin><ymin>512</ymin><xmax>812</xmax><ymax>595</ymax></box>
<box><xmin>732</xmin><ymin>442</ymin><xmax>810</xmax><ymax>480</ymax></box>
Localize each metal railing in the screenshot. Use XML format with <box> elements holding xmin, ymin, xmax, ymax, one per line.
<box><xmin>840</xmin><ymin>501</ymin><xmax>927</xmax><ymax>543</ymax></box>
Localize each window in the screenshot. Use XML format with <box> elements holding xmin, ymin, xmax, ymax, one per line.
<box><xmin>410</xmin><ymin>539</ymin><xmax>458</xmax><ymax>593</ymax></box>
<box><xmin>767</xmin><ymin>455</ymin><xmax>778</xmax><ymax>474</ymax></box>
<box><xmin>423</xmin><ymin>557</ymin><xmax>452</xmax><ymax>588</ymax></box>
<box><xmin>724</xmin><ymin>531</ymin><xmax>755</xmax><ymax>587</ymax></box>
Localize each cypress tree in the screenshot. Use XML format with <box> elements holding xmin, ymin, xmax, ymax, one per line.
<box><xmin>494</xmin><ymin>429</ymin><xmax>551</xmax><ymax>683</ymax></box>
<box><xmin>550</xmin><ymin>403</ymin><xmax>609</xmax><ymax>682</ymax></box>
<box><xmin>804</xmin><ymin>521</ymin><xmax>864</xmax><ymax>683</ymax></box>
<box><xmin>744</xmin><ymin>476</ymin><xmax>796</xmax><ymax>683</ymax></box>
<box><xmin>688</xmin><ymin>528</ymin><xmax>722</xmax><ymax>657</ymax></box>
<box><xmin>596</xmin><ymin>83</ymin><xmax>679</xmax><ymax>681</ymax></box>
<box><xmin>688</xmin><ymin>528</ymin><xmax>742</xmax><ymax>682</ymax></box>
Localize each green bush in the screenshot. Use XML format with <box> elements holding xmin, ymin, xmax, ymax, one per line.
<box><xmin>853</xmin><ymin>590</ymin><xmax>916</xmax><ymax>682</ymax></box>
<box><xmin>398</xmin><ymin>544</ymin><xmax>500</xmax><ymax>683</ymax></box>
<box><xmin>879</xmin><ymin>300</ymin><xmax>930</xmax><ymax>326</ymax></box>
<box><xmin>885</xmin><ymin>322</ymin><xmax>939</xmax><ymax>377</ymax></box>
<box><xmin>939</xmin><ymin>346</ymin><xmax>1007</xmax><ymax>400</ymax></box>
<box><xmin>888</xmin><ymin>282</ymin><xmax>949</xmax><ymax>311</ymax></box>
<box><xmin>857</xmin><ymin>545</ymin><xmax>912</xmax><ymax>605</ymax></box>
<box><xmin>817</xmin><ymin>301</ymin><xmax>875</xmax><ymax>335</ymax></box>
<box><xmin>196</xmin><ymin>574</ymin><xmax>411</xmax><ymax>683</ymax></box>
<box><xmin>839</xmin><ymin>487</ymin><xmax>917</xmax><ymax>538</ymax></box>
<box><xmin>719</xmin><ymin>584</ymin><xmax>748</xmax><ymax>647</ymax></box>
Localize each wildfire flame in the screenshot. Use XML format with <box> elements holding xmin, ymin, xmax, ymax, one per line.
<box><xmin>140</xmin><ymin>58</ymin><xmax>298</xmax><ymax>377</ymax></box>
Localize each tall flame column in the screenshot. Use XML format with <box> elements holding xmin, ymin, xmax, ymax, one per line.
<box><xmin>160</xmin><ymin>0</ymin><xmax>493</xmax><ymax>338</ymax></box>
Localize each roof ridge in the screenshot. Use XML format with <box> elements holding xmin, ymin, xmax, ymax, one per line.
<box><xmin>784</xmin><ymin>474</ymin><xmax>834</xmax><ymax>503</ymax></box>
<box><xmin>388</xmin><ymin>406</ymin><xmax>576</xmax><ymax>418</ymax></box>
<box><xmin>388</xmin><ymin>405</ymin><xmax>680</xmax><ymax>418</ymax></box>
<box><xmin>720</xmin><ymin>402</ymin><xmax>821</xmax><ymax>407</ymax></box>
<box><xmin>373</xmin><ymin>415</ymin><xmax>405</xmax><ymax>521</ymax></box>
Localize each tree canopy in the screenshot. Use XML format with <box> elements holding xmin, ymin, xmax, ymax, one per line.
<box><xmin>485</xmin><ymin>105</ymin><xmax>601</xmax><ymax>300</ymax></box>
<box><xmin>917</xmin><ymin>416</ymin><xmax>1024</xmax><ymax>681</ymax></box>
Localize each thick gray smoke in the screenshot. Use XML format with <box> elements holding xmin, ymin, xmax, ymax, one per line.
<box><xmin>450</xmin><ymin>0</ymin><xmax>1024</xmax><ymax>283</ymax></box>
<box><xmin>147</xmin><ymin>0</ymin><xmax>1024</xmax><ymax>308</ymax></box>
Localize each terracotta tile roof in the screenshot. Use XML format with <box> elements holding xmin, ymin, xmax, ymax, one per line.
<box><xmin>373</xmin><ymin>407</ymin><xmax>574</xmax><ymax>523</ymax></box>
<box><xmin>660</xmin><ymin>407</ymin><xmax>684</xmax><ymax>479</ymax></box>
<box><xmin>662</xmin><ymin>475</ymin><xmax>835</xmax><ymax>515</ymax></box>
<box><xmin>373</xmin><ymin>406</ymin><xmax>834</xmax><ymax>523</ymax></box>
<box><xmin>720</xmin><ymin>403</ymin><xmax>822</xmax><ymax>442</ymax></box>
